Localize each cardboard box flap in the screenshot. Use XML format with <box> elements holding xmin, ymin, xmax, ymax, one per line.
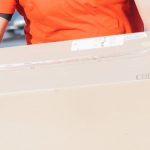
<box><xmin>0</xmin><ymin>32</ymin><xmax>150</xmax><ymax>94</ymax></box>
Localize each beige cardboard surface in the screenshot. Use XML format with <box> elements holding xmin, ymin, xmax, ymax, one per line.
<box><xmin>0</xmin><ymin>80</ymin><xmax>150</xmax><ymax>150</ymax></box>
<box><xmin>0</xmin><ymin>32</ymin><xmax>150</xmax><ymax>93</ymax></box>
<box><xmin>0</xmin><ymin>32</ymin><xmax>150</xmax><ymax>149</ymax></box>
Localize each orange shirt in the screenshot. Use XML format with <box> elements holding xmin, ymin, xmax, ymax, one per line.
<box><xmin>0</xmin><ymin>0</ymin><xmax>144</xmax><ymax>44</ymax></box>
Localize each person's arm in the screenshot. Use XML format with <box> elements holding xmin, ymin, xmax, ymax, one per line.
<box><xmin>135</xmin><ymin>0</ymin><xmax>150</xmax><ymax>30</ymax></box>
<box><xmin>0</xmin><ymin>16</ymin><xmax>9</xmax><ymax>42</ymax></box>
<box><xmin>0</xmin><ymin>0</ymin><xmax>16</xmax><ymax>42</ymax></box>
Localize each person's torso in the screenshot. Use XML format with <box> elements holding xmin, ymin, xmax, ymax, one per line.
<box><xmin>16</xmin><ymin>0</ymin><xmax>144</xmax><ymax>44</ymax></box>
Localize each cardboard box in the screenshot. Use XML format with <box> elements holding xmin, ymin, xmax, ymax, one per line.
<box><xmin>0</xmin><ymin>32</ymin><xmax>150</xmax><ymax>149</ymax></box>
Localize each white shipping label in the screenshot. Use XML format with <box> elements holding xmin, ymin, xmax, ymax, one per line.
<box><xmin>71</xmin><ymin>35</ymin><xmax>124</xmax><ymax>51</ymax></box>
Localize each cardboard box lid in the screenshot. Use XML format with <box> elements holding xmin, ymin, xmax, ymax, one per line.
<box><xmin>0</xmin><ymin>32</ymin><xmax>150</xmax><ymax>65</ymax></box>
<box><xmin>0</xmin><ymin>32</ymin><xmax>150</xmax><ymax>94</ymax></box>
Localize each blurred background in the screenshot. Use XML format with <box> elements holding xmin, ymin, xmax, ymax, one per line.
<box><xmin>0</xmin><ymin>12</ymin><xmax>26</xmax><ymax>48</ymax></box>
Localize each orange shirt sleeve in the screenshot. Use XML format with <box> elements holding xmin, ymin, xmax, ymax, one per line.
<box><xmin>0</xmin><ymin>0</ymin><xmax>16</xmax><ymax>14</ymax></box>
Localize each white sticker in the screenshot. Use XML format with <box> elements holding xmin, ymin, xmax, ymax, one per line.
<box><xmin>71</xmin><ymin>35</ymin><xmax>124</xmax><ymax>51</ymax></box>
<box><xmin>124</xmin><ymin>32</ymin><xmax>147</xmax><ymax>41</ymax></box>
